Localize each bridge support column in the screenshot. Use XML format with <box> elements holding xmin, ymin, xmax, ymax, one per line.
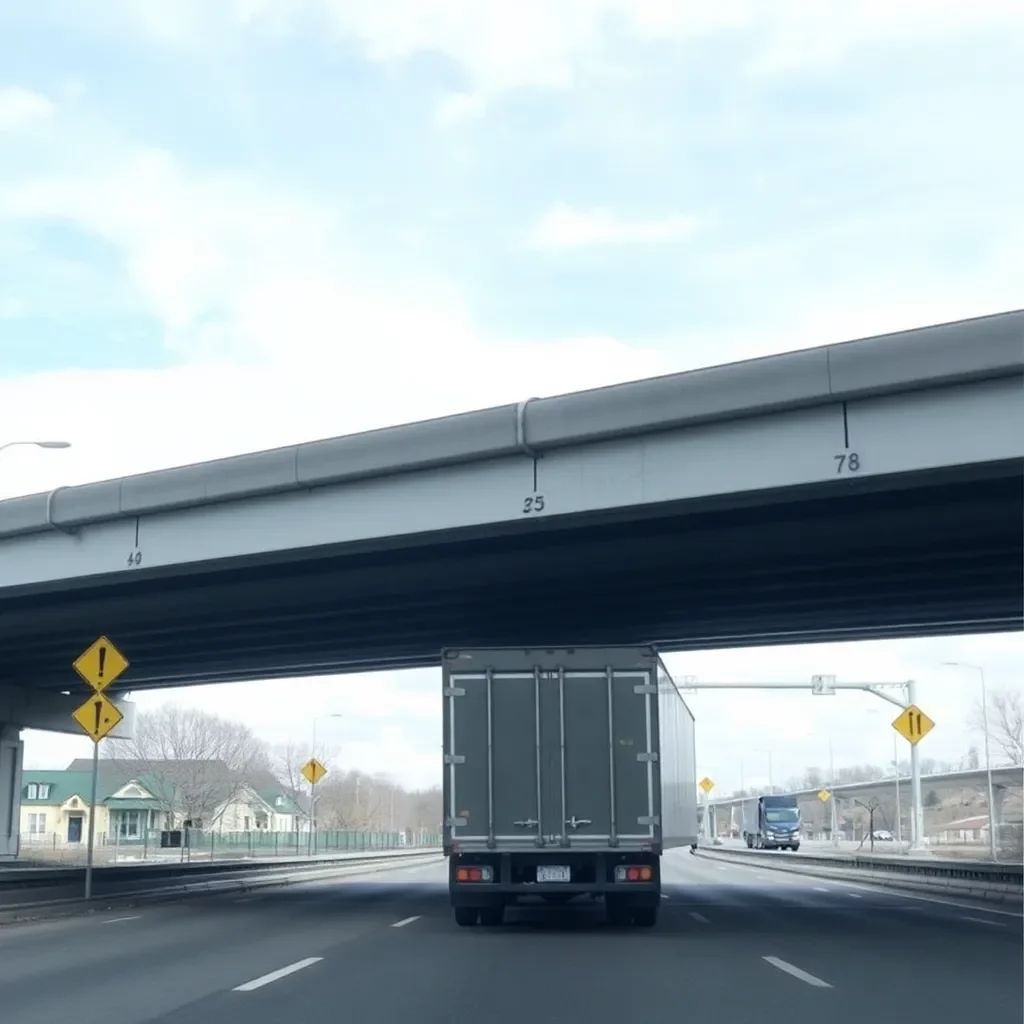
<box><xmin>0</xmin><ymin>724</ymin><xmax>24</xmax><ymax>861</ymax></box>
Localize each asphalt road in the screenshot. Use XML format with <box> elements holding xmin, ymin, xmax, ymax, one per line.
<box><xmin>1</xmin><ymin>851</ymin><xmax>1020</xmax><ymax>1024</ymax></box>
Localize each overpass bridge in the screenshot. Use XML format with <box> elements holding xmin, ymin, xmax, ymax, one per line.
<box><xmin>0</xmin><ymin>309</ymin><xmax>1022</xmax><ymax>855</ymax></box>
<box><xmin>706</xmin><ymin>766</ymin><xmax>1024</xmax><ymax>837</ymax></box>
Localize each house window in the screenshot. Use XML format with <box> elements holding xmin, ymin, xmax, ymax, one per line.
<box><xmin>26</xmin><ymin>783</ymin><xmax>38</xmax><ymax>800</ymax></box>
<box><xmin>114</xmin><ymin>810</ymin><xmax>142</xmax><ymax>839</ymax></box>
<box><xmin>28</xmin><ymin>813</ymin><xmax>46</xmax><ymax>835</ymax></box>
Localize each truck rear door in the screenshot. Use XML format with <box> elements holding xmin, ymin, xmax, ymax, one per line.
<box><xmin>446</xmin><ymin>654</ymin><xmax>658</xmax><ymax>849</ymax></box>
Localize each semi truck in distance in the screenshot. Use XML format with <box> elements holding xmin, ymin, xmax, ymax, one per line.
<box><xmin>442</xmin><ymin>646</ymin><xmax>698</xmax><ymax>928</ymax></box>
<box><xmin>741</xmin><ymin>794</ymin><xmax>802</xmax><ymax>851</ymax></box>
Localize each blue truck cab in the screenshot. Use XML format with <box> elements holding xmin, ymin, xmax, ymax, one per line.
<box><xmin>742</xmin><ymin>794</ymin><xmax>802</xmax><ymax>851</ymax></box>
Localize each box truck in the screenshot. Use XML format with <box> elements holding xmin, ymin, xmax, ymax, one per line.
<box><xmin>442</xmin><ymin>646</ymin><xmax>698</xmax><ymax>928</ymax></box>
<box><xmin>741</xmin><ymin>794</ymin><xmax>802</xmax><ymax>851</ymax></box>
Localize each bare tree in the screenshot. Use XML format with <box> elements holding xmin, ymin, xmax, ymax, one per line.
<box><xmin>971</xmin><ymin>689</ymin><xmax>1024</xmax><ymax>767</ymax></box>
<box><xmin>853</xmin><ymin>796</ymin><xmax>884</xmax><ymax>852</ymax></box>
<box><xmin>302</xmin><ymin>768</ymin><xmax>442</xmax><ymax>835</ymax></box>
<box><xmin>103</xmin><ymin>704</ymin><xmax>271</xmax><ymax>827</ymax></box>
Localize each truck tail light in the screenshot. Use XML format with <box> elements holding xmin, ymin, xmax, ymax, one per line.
<box><xmin>614</xmin><ymin>865</ymin><xmax>654</xmax><ymax>882</ymax></box>
<box><xmin>455</xmin><ymin>865</ymin><xmax>493</xmax><ymax>883</ymax></box>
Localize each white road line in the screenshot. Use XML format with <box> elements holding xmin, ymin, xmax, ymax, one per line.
<box><xmin>660</xmin><ymin>893</ymin><xmax>669</xmax><ymax>900</ymax></box>
<box><xmin>960</xmin><ymin>916</ymin><xmax>1006</xmax><ymax>927</ymax></box>
<box><xmin>847</xmin><ymin>894</ymin><xmax>862</xmax><ymax>899</ymax></box>
<box><xmin>689</xmin><ymin>912</ymin><xmax>711</xmax><ymax>924</ymax></box>
<box><xmin>716</xmin><ymin>865</ymin><xmax>728</xmax><ymax>871</ymax></box>
<box><xmin>392</xmin><ymin>916</ymin><xmax>421</xmax><ymax>928</ymax></box>
<box><xmin>708</xmin><ymin>859</ymin><xmax>1024</xmax><ymax>919</ymax></box>
<box><xmin>233</xmin><ymin>958</ymin><xmax>323</xmax><ymax>992</ymax></box>
<box><xmin>102</xmin><ymin>915</ymin><xmax>142</xmax><ymax>924</ymax></box>
<box><xmin>828</xmin><ymin>879</ymin><xmax>1023</xmax><ymax>918</ymax></box>
<box><xmin>813</xmin><ymin>886</ymin><xmax>829</xmax><ymax>892</ymax></box>
<box><xmin>763</xmin><ymin>956</ymin><xmax>832</xmax><ymax>988</ymax></box>
<box><xmin>233</xmin><ymin>896</ymin><xmax>264</xmax><ymax>904</ymax></box>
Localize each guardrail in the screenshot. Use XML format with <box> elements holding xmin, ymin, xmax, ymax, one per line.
<box><xmin>0</xmin><ymin>847</ymin><xmax>443</xmax><ymax>914</ymax></box>
<box><xmin>694</xmin><ymin>844</ymin><xmax>1023</xmax><ymax>902</ymax></box>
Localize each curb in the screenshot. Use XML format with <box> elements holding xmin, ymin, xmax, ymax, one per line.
<box><xmin>693</xmin><ymin>849</ymin><xmax>1021</xmax><ymax>904</ymax></box>
<box><xmin>0</xmin><ymin>852</ymin><xmax>444</xmax><ymax>927</ymax></box>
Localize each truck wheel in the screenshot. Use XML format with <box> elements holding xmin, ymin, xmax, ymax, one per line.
<box><xmin>791</xmin><ymin>844</ymin><xmax>800</xmax><ymax>852</ymax></box>
<box><xmin>479</xmin><ymin>906</ymin><xmax>505</xmax><ymax>926</ymax></box>
<box><xmin>632</xmin><ymin>907</ymin><xmax>658</xmax><ymax>927</ymax></box>
<box><xmin>454</xmin><ymin>907</ymin><xmax>479</xmax><ymax>927</ymax></box>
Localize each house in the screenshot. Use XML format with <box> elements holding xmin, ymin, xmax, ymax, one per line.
<box><xmin>213</xmin><ymin>777</ymin><xmax>305</xmax><ymax>833</ymax></box>
<box><xmin>20</xmin><ymin>770</ymin><xmax>169</xmax><ymax>846</ymax></box>
<box><xmin>57</xmin><ymin>759</ymin><xmax>305</xmax><ymax>836</ymax></box>
<box><xmin>929</xmin><ymin>814</ymin><xmax>991</xmax><ymax>845</ymax></box>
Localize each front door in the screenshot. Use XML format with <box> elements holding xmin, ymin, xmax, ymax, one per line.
<box><xmin>67</xmin><ymin>816</ymin><xmax>83</xmax><ymax>843</ymax></box>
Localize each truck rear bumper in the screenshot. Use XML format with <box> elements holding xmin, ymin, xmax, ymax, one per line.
<box><xmin>448</xmin><ymin>849</ymin><xmax>660</xmax><ymax>907</ymax></box>
<box><xmin>452</xmin><ymin>881</ymin><xmax>660</xmax><ymax>896</ymax></box>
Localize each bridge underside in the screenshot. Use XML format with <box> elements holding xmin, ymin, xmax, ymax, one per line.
<box><xmin>2</xmin><ymin>463</ymin><xmax>1021</xmax><ymax>693</ymax></box>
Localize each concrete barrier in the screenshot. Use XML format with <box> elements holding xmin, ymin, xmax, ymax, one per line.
<box><xmin>0</xmin><ymin>847</ymin><xmax>444</xmax><ymax>916</ymax></box>
<box><xmin>694</xmin><ymin>844</ymin><xmax>1022</xmax><ymax>903</ymax></box>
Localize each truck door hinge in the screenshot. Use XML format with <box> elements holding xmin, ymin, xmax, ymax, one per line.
<box><xmin>638</xmin><ymin>815</ymin><xmax>660</xmax><ymax>826</ymax></box>
<box><xmin>565</xmin><ymin>816</ymin><xmax>592</xmax><ymax>831</ymax></box>
<box><xmin>446</xmin><ymin>817</ymin><xmax>468</xmax><ymax>827</ymax></box>
<box><xmin>444</xmin><ymin>754</ymin><xmax>466</xmax><ymax>765</ymax></box>
<box><xmin>443</xmin><ymin>686</ymin><xmax>465</xmax><ymax>697</ymax></box>
<box><xmin>637</xmin><ymin>752</ymin><xmax>658</xmax><ymax>762</ymax></box>
<box><xmin>633</xmin><ymin>684</ymin><xmax>657</xmax><ymax>694</ymax></box>
<box><xmin>513</xmin><ymin>819</ymin><xmax>539</xmax><ymax>829</ymax></box>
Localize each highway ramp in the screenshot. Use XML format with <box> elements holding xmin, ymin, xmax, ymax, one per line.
<box><xmin>0</xmin><ymin>851</ymin><xmax>1019</xmax><ymax>1024</ymax></box>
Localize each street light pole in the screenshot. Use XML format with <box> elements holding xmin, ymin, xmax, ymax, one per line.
<box><xmin>944</xmin><ymin>662</ymin><xmax>998</xmax><ymax>860</ymax></box>
<box><xmin>0</xmin><ymin>440</ymin><xmax>72</xmax><ymax>454</ymax></box>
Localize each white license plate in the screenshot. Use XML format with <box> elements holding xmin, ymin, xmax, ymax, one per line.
<box><xmin>537</xmin><ymin>865</ymin><xmax>571</xmax><ymax>883</ymax></box>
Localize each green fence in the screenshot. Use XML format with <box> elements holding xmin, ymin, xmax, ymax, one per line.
<box><xmin>143</xmin><ymin>828</ymin><xmax>442</xmax><ymax>858</ymax></box>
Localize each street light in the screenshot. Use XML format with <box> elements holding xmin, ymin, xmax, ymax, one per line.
<box><xmin>942</xmin><ymin>661</ymin><xmax>998</xmax><ymax>861</ymax></box>
<box><xmin>308</xmin><ymin>713</ymin><xmax>343</xmax><ymax>855</ymax></box>
<box><xmin>0</xmin><ymin>439</ymin><xmax>72</xmax><ymax>453</ymax></box>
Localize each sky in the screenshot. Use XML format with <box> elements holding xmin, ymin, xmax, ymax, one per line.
<box><xmin>1</xmin><ymin>1</ymin><xmax>1022</xmax><ymax>793</ymax></box>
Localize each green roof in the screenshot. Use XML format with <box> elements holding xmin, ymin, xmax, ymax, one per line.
<box><xmin>24</xmin><ymin>769</ymin><xmax>301</xmax><ymax>815</ymax></box>
<box><xmin>254</xmin><ymin>787</ymin><xmax>303</xmax><ymax>815</ymax></box>
<box><xmin>22</xmin><ymin>770</ymin><xmax>161</xmax><ymax>808</ymax></box>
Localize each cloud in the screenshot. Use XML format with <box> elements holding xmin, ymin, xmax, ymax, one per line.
<box><xmin>527</xmin><ymin>203</ymin><xmax>699</xmax><ymax>250</ymax></box>
<box><xmin>0</xmin><ymin>297</ymin><xmax>26</xmax><ymax>319</ymax></box>
<box><xmin>435</xmin><ymin>91</ymin><xmax>488</xmax><ymax>128</ymax></box>
<box><xmin>73</xmin><ymin>1</ymin><xmax>1024</xmax><ymax>102</ymax></box>
<box><xmin>0</xmin><ymin>87</ymin><xmax>54</xmax><ymax>132</ymax></box>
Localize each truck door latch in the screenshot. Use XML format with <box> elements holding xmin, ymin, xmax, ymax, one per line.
<box><xmin>513</xmin><ymin>819</ymin><xmax>539</xmax><ymax>828</ymax></box>
<box><xmin>565</xmin><ymin>817</ymin><xmax>592</xmax><ymax>831</ymax></box>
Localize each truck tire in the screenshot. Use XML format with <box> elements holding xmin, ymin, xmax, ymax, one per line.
<box><xmin>479</xmin><ymin>906</ymin><xmax>505</xmax><ymax>926</ymax></box>
<box><xmin>790</xmin><ymin>844</ymin><xmax>800</xmax><ymax>852</ymax></box>
<box><xmin>632</xmin><ymin>907</ymin><xmax>658</xmax><ymax>928</ymax></box>
<box><xmin>454</xmin><ymin>907</ymin><xmax>479</xmax><ymax>927</ymax></box>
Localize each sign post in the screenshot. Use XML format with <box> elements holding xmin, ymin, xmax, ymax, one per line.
<box><xmin>301</xmin><ymin>758</ymin><xmax>328</xmax><ymax>856</ymax></box>
<box><xmin>72</xmin><ymin>636</ymin><xmax>129</xmax><ymax>900</ymax></box>
<box><xmin>891</xmin><ymin>685</ymin><xmax>934</xmax><ymax>850</ymax></box>
<box><xmin>699</xmin><ymin>777</ymin><xmax>714</xmax><ymax>841</ymax></box>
